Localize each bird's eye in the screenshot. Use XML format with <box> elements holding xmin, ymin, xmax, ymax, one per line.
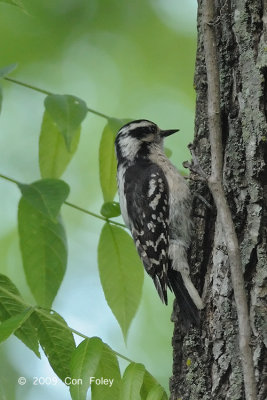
<box><xmin>150</xmin><ymin>126</ymin><xmax>157</xmax><ymax>133</ymax></box>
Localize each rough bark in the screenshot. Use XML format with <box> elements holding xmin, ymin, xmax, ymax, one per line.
<box><xmin>170</xmin><ymin>1</ymin><xmax>267</xmax><ymax>399</ymax></box>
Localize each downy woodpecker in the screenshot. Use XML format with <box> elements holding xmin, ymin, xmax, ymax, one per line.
<box><xmin>115</xmin><ymin>119</ymin><xmax>203</xmax><ymax>325</ymax></box>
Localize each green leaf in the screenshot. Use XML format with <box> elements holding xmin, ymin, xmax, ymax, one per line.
<box><xmin>0</xmin><ymin>308</ymin><xmax>34</xmax><ymax>343</ymax></box>
<box><xmin>100</xmin><ymin>201</ymin><xmax>121</xmax><ymax>218</ymax></box>
<box><xmin>33</xmin><ymin>309</ymin><xmax>76</xmax><ymax>382</ymax></box>
<box><xmin>91</xmin><ymin>342</ymin><xmax>121</xmax><ymax>400</ymax></box>
<box><xmin>0</xmin><ymin>63</ymin><xmax>17</xmax><ymax>78</ymax></box>
<box><xmin>39</xmin><ymin>111</ymin><xmax>80</xmax><ymax>178</ymax></box>
<box><xmin>44</xmin><ymin>94</ymin><xmax>87</xmax><ymax>151</ymax></box>
<box><xmin>18</xmin><ymin>198</ymin><xmax>67</xmax><ymax>308</ymax></box>
<box><xmin>0</xmin><ymin>0</ymin><xmax>27</xmax><ymax>12</ymax></box>
<box><xmin>0</xmin><ymin>229</ymin><xmax>17</xmax><ymax>275</ymax></box>
<box><xmin>0</xmin><ymin>274</ymin><xmax>40</xmax><ymax>357</ymax></box>
<box><xmin>99</xmin><ymin>118</ymin><xmax>130</xmax><ymax>202</ymax></box>
<box><xmin>18</xmin><ymin>179</ymin><xmax>70</xmax><ymax>221</ymax></box>
<box><xmin>0</xmin><ymin>85</ymin><xmax>2</xmax><ymax>114</ymax></box>
<box><xmin>164</xmin><ymin>147</ymin><xmax>172</xmax><ymax>158</ymax></box>
<box><xmin>70</xmin><ymin>337</ymin><xmax>103</xmax><ymax>400</ymax></box>
<box><xmin>146</xmin><ymin>385</ymin><xmax>166</xmax><ymax>400</ymax></box>
<box><xmin>140</xmin><ymin>371</ymin><xmax>167</xmax><ymax>400</ymax></box>
<box><xmin>98</xmin><ymin>223</ymin><xmax>144</xmax><ymax>340</ymax></box>
<box><xmin>120</xmin><ymin>363</ymin><xmax>145</xmax><ymax>400</ymax></box>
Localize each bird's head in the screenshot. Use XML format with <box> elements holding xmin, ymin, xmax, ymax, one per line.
<box><xmin>115</xmin><ymin>119</ymin><xmax>178</xmax><ymax>163</ymax></box>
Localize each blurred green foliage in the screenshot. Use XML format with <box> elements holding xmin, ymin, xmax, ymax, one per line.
<box><xmin>0</xmin><ymin>0</ymin><xmax>197</xmax><ymax>399</ymax></box>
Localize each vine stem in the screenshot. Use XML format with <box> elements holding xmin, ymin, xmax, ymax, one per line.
<box><xmin>0</xmin><ymin>173</ymin><xmax>126</xmax><ymax>229</ymax></box>
<box><xmin>202</xmin><ymin>1</ymin><xmax>257</xmax><ymax>399</ymax></box>
<box><xmin>4</xmin><ymin>76</ymin><xmax>111</xmax><ymax>120</ymax></box>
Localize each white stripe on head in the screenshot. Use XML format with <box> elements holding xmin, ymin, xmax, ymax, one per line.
<box><xmin>118</xmin><ymin>120</ymin><xmax>155</xmax><ymax>135</ymax></box>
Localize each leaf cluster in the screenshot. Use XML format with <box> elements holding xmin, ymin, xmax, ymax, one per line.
<box><xmin>0</xmin><ymin>64</ymin><xmax>168</xmax><ymax>400</ymax></box>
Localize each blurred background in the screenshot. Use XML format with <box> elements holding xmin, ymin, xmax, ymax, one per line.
<box><xmin>0</xmin><ymin>0</ymin><xmax>197</xmax><ymax>399</ymax></box>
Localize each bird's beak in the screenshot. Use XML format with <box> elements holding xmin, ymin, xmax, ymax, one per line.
<box><xmin>160</xmin><ymin>129</ymin><xmax>179</xmax><ymax>138</ymax></box>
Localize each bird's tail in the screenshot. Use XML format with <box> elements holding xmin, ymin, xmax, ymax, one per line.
<box><xmin>167</xmin><ymin>268</ymin><xmax>203</xmax><ymax>326</ymax></box>
<box><xmin>152</xmin><ymin>274</ymin><xmax>168</xmax><ymax>305</ymax></box>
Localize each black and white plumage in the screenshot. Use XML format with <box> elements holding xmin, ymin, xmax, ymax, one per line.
<box><xmin>115</xmin><ymin>119</ymin><xmax>203</xmax><ymax>325</ymax></box>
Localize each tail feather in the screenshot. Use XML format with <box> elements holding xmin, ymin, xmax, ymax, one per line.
<box><xmin>153</xmin><ymin>274</ymin><xmax>168</xmax><ymax>305</ymax></box>
<box><xmin>167</xmin><ymin>268</ymin><xmax>201</xmax><ymax>326</ymax></box>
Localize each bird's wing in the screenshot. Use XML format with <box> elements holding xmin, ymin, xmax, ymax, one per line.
<box><xmin>124</xmin><ymin>161</ymin><xmax>170</xmax><ymax>303</ymax></box>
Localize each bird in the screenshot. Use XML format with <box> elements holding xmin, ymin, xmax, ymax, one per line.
<box><xmin>115</xmin><ymin>119</ymin><xmax>204</xmax><ymax>325</ymax></box>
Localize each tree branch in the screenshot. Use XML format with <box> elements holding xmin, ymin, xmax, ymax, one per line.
<box><xmin>202</xmin><ymin>1</ymin><xmax>257</xmax><ymax>399</ymax></box>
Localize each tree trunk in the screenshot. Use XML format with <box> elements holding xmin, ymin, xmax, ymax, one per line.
<box><xmin>170</xmin><ymin>1</ymin><xmax>267</xmax><ymax>399</ymax></box>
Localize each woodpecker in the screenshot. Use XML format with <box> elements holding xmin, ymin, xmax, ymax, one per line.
<box><xmin>115</xmin><ymin>119</ymin><xmax>203</xmax><ymax>325</ymax></box>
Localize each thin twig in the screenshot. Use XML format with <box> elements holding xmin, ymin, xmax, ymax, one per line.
<box><xmin>4</xmin><ymin>77</ymin><xmax>53</xmax><ymax>96</ymax></box>
<box><xmin>0</xmin><ymin>173</ymin><xmax>20</xmax><ymax>186</ymax></box>
<box><xmin>64</xmin><ymin>201</ymin><xmax>126</xmax><ymax>228</ymax></box>
<box><xmin>4</xmin><ymin>77</ymin><xmax>111</xmax><ymax>120</ymax></box>
<box><xmin>202</xmin><ymin>1</ymin><xmax>257</xmax><ymax>399</ymax></box>
<box><xmin>35</xmin><ymin>308</ymin><xmax>133</xmax><ymax>363</ymax></box>
<box><xmin>0</xmin><ymin>173</ymin><xmax>126</xmax><ymax>229</ymax></box>
<box><xmin>0</xmin><ymin>284</ymin><xmax>133</xmax><ymax>363</ymax></box>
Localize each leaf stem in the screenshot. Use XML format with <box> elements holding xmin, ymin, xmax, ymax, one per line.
<box><xmin>0</xmin><ymin>287</ymin><xmax>133</xmax><ymax>364</ymax></box>
<box><xmin>4</xmin><ymin>77</ymin><xmax>111</xmax><ymax>120</ymax></box>
<box><xmin>35</xmin><ymin>307</ymin><xmax>134</xmax><ymax>363</ymax></box>
<box><xmin>4</xmin><ymin>77</ymin><xmax>53</xmax><ymax>96</ymax></box>
<box><xmin>64</xmin><ymin>201</ymin><xmax>126</xmax><ymax>228</ymax></box>
<box><xmin>69</xmin><ymin>326</ymin><xmax>133</xmax><ymax>363</ymax></box>
<box><xmin>0</xmin><ymin>173</ymin><xmax>126</xmax><ymax>228</ymax></box>
<box><xmin>86</xmin><ymin>107</ymin><xmax>111</xmax><ymax>120</ymax></box>
<box><xmin>0</xmin><ymin>173</ymin><xmax>20</xmax><ymax>186</ymax></box>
